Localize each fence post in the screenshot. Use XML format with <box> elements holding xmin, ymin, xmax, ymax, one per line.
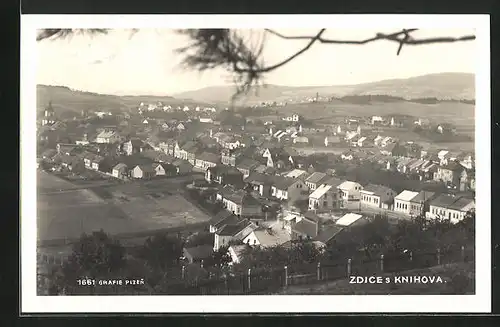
<box><xmin>461</xmin><ymin>245</ymin><xmax>465</xmax><ymax>262</ymax></box>
<box><xmin>284</xmin><ymin>266</ymin><xmax>288</xmax><ymax>287</ymax></box>
<box><xmin>317</xmin><ymin>262</ymin><xmax>321</xmax><ymax>281</ymax></box>
<box><xmin>224</xmin><ymin>274</ymin><xmax>228</xmax><ymax>295</ymax></box>
<box><xmin>437</xmin><ymin>248</ymin><xmax>441</xmax><ymax>265</ymax></box>
<box><xmin>181</xmin><ymin>265</ymin><xmax>185</xmax><ymax>280</ymax></box>
<box><xmin>347</xmin><ymin>258</ymin><xmax>352</xmax><ymax>277</ymax></box>
<box><xmin>380</xmin><ymin>254</ymin><xmax>384</xmax><ymax>272</ymax></box>
<box><xmin>247</xmin><ymin>268</ymin><xmax>251</xmax><ymax>293</ymax></box>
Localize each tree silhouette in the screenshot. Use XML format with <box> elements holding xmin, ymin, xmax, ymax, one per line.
<box><xmin>138</xmin><ymin>233</ymin><xmax>183</xmax><ymax>271</ymax></box>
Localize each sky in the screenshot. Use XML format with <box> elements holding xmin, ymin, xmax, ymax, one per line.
<box><xmin>36</xmin><ymin>28</ymin><xmax>476</xmax><ymax>96</ymax></box>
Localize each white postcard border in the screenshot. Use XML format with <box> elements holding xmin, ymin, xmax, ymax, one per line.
<box><xmin>21</xmin><ymin>14</ymin><xmax>491</xmax><ymax>313</ymax></box>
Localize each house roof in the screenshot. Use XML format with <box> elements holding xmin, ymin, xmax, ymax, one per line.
<box><xmin>249</xmin><ymin>227</ymin><xmax>291</xmax><ymax>247</ymax></box>
<box><xmin>292</xmin><ymin>219</ymin><xmax>318</xmax><ymax>238</ymax></box>
<box><xmin>272</xmin><ymin>176</ymin><xmax>299</xmax><ymax>190</ymax></box>
<box><xmin>338</xmin><ymin>181</ymin><xmax>361</xmax><ymax>191</ymax></box>
<box><xmin>440</xmin><ymin>161</ymin><xmax>465</xmax><ymax>172</ymax></box>
<box><xmin>324</xmin><ymin>177</ymin><xmax>345</xmax><ymax>188</ymax></box>
<box><xmin>360</xmin><ymin>184</ymin><xmax>394</xmax><ymax>197</ymax></box>
<box><xmin>245</xmin><ymin>172</ymin><xmax>270</xmax><ymax>185</ymax></box>
<box><xmin>135</xmin><ymin>164</ymin><xmax>155</xmax><ymax>173</ymax></box>
<box><xmin>313</xmin><ymin>225</ymin><xmax>344</xmax><ymax>244</ymax></box>
<box><xmin>197</xmin><ymin>152</ymin><xmax>220</xmax><ymax>163</ymax></box>
<box><xmin>309</xmin><ymin>184</ymin><xmax>333</xmax><ymax>199</ymax></box>
<box><xmin>395</xmin><ymin>190</ymin><xmax>419</xmax><ymax>202</ymax></box>
<box><xmin>97</xmin><ymin>130</ymin><xmax>116</xmax><ymax>139</ymax></box>
<box><xmin>429</xmin><ymin>194</ymin><xmax>464</xmax><ymax>209</ymax></box>
<box><xmin>236</xmin><ymin>158</ymin><xmax>260</xmax><ymax>170</ymax></box>
<box><xmin>209</xmin><ymin>210</ymin><xmax>235</xmax><ymax>226</ymax></box>
<box><xmin>209</xmin><ymin>164</ymin><xmax>242</xmax><ymax>176</ymax></box>
<box><xmin>284</xmin><ymin>169</ymin><xmax>308</xmax><ymax>179</ymax></box>
<box><xmin>217</xmin><ymin>220</ymin><xmax>253</xmax><ymax>237</ymax></box>
<box><xmin>303</xmin><ymin>211</ymin><xmax>321</xmax><ymax>223</ymax></box>
<box><xmin>305</xmin><ymin>172</ymin><xmax>327</xmax><ymax>184</ymax></box>
<box><xmin>229</xmin><ymin>244</ymin><xmax>251</xmax><ymax>262</ymax></box>
<box><xmin>113</xmin><ymin>163</ymin><xmax>128</xmax><ymax>171</ymax></box>
<box><xmin>183</xmin><ymin>245</ymin><xmax>213</xmax><ymax>261</ymax></box>
<box><xmin>336</xmin><ymin>213</ymin><xmax>363</xmax><ymax>227</ymax></box>
<box><xmin>409</xmin><ymin>191</ymin><xmax>436</xmax><ymax>204</ymax></box>
<box><xmin>447</xmin><ymin>197</ymin><xmax>475</xmax><ymax>211</ymax></box>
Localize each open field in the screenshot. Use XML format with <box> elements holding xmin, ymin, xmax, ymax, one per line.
<box><xmin>281</xmin><ymin>101</ymin><xmax>475</xmax><ymax>129</ymax></box>
<box><xmin>36</xmin><ymin>172</ymin><xmax>212</xmax><ymax>243</ymax></box>
<box><xmin>276</xmin><ymin>262</ymin><xmax>474</xmax><ymax>295</ymax></box>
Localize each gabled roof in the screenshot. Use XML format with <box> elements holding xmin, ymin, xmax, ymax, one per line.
<box><xmin>272</xmin><ymin>176</ymin><xmax>299</xmax><ymax>190</ymax></box>
<box><xmin>113</xmin><ymin>163</ymin><xmax>128</xmax><ymax>171</ymax></box>
<box><xmin>409</xmin><ymin>191</ymin><xmax>436</xmax><ymax>204</ymax></box>
<box><xmin>360</xmin><ymin>184</ymin><xmax>394</xmax><ymax>196</ymax></box>
<box><xmin>208</xmin><ymin>164</ymin><xmax>242</xmax><ymax>176</ymax></box>
<box><xmin>197</xmin><ymin>152</ymin><xmax>220</xmax><ymax>163</ymax></box>
<box><xmin>440</xmin><ymin>161</ymin><xmax>465</xmax><ymax>172</ymax></box>
<box><xmin>217</xmin><ymin>220</ymin><xmax>254</xmax><ymax>237</ymax></box>
<box><xmin>429</xmin><ymin>194</ymin><xmax>461</xmax><ymax>208</ymax></box>
<box><xmin>284</xmin><ymin>169</ymin><xmax>309</xmax><ymax>179</ymax></box>
<box><xmin>336</xmin><ymin>213</ymin><xmax>363</xmax><ymax>227</ymax></box>
<box><xmin>313</xmin><ymin>225</ymin><xmax>344</xmax><ymax>244</ymax></box>
<box><xmin>309</xmin><ymin>184</ymin><xmax>333</xmax><ymax>199</ymax></box>
<box><xmin>395</xmin><ymin>190</ymin><xmax>419</xmax><ymax>202</ymax></box>
<box><xmin>245</xmin><ymin>172</ymin><xmax>270</xmax><ymax>185</ymax></box>
<box><xmin>135</xmin><ymin>164</ymin><xmax>155</xmax><ymax>173</ymax></box>
<box><xmin>447</xmin><ymin>197</ymin><xmax>475</xmax><ymax>211</ymax></box>
<box><xmin>292</xmin><ymin>219</ymin><xmax>318</xmax><ymax>238</ymax></box>
<box><xmin>236</xmin><ymin>158</ymin><xmax>260</xmax><ymax>170</ymax></box>
<box><xmin>183</xmin><ymin>245</ymin><xmax>213</xmax><ymax>261</ymax></box>
<box><xmin>338</xmin><ymin>181</ymin><xmax>361</xmax><ymax>191</ymax></box>
<box><xmin>305</xmin><ymin>172</ymin><xmax>327</xmax><ymax>184</ymax></box>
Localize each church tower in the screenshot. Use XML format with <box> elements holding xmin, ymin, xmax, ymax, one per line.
<box><xmin>42</xmin><ymin>102</ymin><xmax>56</xmax><ymax>126</ymax></box>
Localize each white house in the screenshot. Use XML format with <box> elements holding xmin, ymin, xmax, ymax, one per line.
<box><xmin>213</xmin><ymin>221</ymin><xmax>257</xmax><ymax>251</ymax></box>
<box><xmin>360</xmin><ymin>184</ymin><xmax>396</xmax><ymax>210</ymax></box>
<box><xmin>308</xmin><ymin>184</ymin><xmax>341</xmax><ymax>211</ymax></box>
<box><xmin>426</xmin><ymin>194</ymin><xmax>475</xmax><ymax>224</ymax></box>
<box><xmin>337</xmin><ymin>181</ymin><xmax>363</xmax><ymax>203</ymax></box>
<box><xmin>95</xmin><ymin>130</ymin><xmax>120</xmax><ymax>144</ymax></box>
<box><xmin>371</xmin><ymin>116</ymin><xmax>384</xmax><ymax>125</ymax></box>
<box><xmin>112</xmin><ymin>163</ymin><xmax>128</xmax><ymax>179</ymax></box>
<box><xmin>393</xmin><ymin>190</ymin><xmax>419</xmax><ymax>215</ymax></box>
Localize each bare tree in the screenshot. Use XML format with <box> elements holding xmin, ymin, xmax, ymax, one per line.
<box><xmin>36</xmin><ymin>28</ymin><xmax>475</xmax><ymax>99</ymax></box>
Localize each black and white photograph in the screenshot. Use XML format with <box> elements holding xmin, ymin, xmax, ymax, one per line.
<box><xmin>21</xmin><ymin>14</ymin><xmax>490</xmax><ymax>313</ymax></box>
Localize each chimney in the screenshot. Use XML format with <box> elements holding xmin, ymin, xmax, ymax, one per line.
<box><xmin>210</xmin><ymin>129</ymin><xmax>213</xmax><ymax>138</ymax></box>
<box><xmin>269</xmin><ymin>127</ymin><xmax>273</xmax><ymax>136</ymax></box>
<box><xmin>298</xmin><ymin>125</ymin><xmax>302</xmax><ymax>133</ymax></box>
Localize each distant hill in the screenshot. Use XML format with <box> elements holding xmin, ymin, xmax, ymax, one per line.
<box><xmin>36</xmin><ymin>85</ymin><xmax>208</xmax><ymax>117</ymax></box>
<box><xmin>173</xmin><ymin>73</ymin><xmax>475</xmax><ymax>104</ymax></box>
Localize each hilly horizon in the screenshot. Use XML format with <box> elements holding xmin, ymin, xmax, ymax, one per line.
<box><xmin>172</xmin><ymin>72</ymin><xmax>475</xmax><ymax>104</ymax></box>
<box><xmin>37</xmin><ymin>72</ymin><xmax>475</xmax><ymax>116</ymax></box>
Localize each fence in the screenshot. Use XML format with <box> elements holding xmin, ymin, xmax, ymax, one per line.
<box><xmin>94</xmin><ymin>244</ymin><xmax>473</xmax><ymax>295</ymax></box>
